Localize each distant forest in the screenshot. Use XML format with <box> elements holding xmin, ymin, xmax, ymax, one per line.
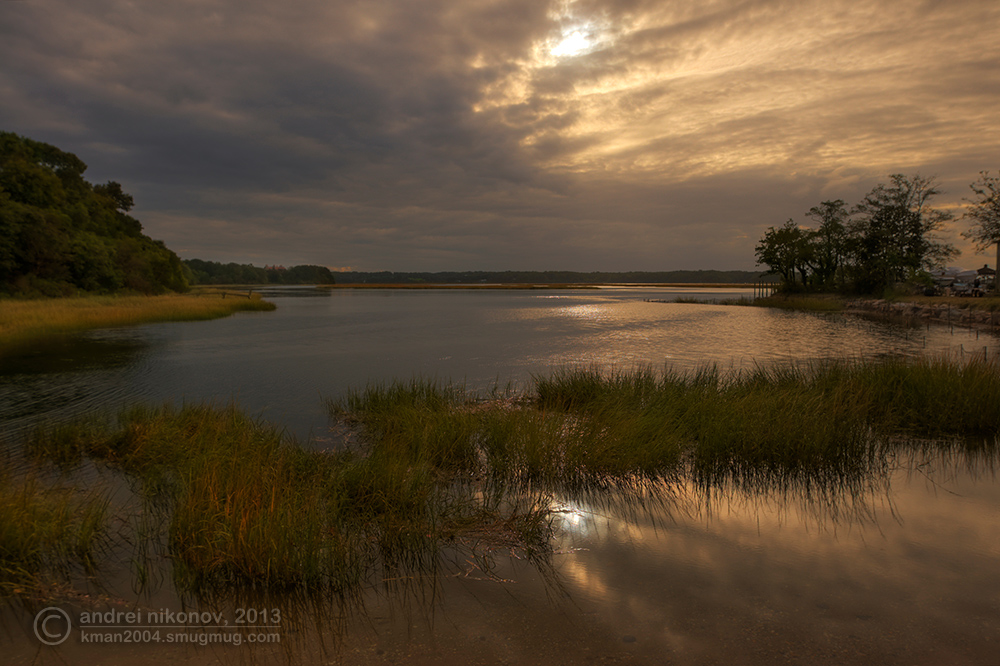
<box><xmin>0</xmin><ymin>131</ymin><xmax>186</xmax><ymax>296</ymax></box>
<box><xmin>334</xmin><ymin>270</ymin><xmax>765</xmax><ymax>284</ymax></box>
<box><xmin>183</xmin><ymin>259</ymin><xmax>336</xmax><ymax>285</ymax></box>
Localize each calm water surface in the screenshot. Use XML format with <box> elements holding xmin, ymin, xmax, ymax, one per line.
<box><xmin>2</xmin><ymin>286</ymin><xmax>995</xmax><ymax>441</ymax></box>
<box><xmin>4</xmin><ymin>287</ymin><xmax>999</xmax><ymax>665</ymax></box>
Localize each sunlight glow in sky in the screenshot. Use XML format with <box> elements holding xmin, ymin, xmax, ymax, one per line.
<box><xmin>551</xmin><ymin>29</ymin><xmax>593</xmax><ymax>58</ymax></box>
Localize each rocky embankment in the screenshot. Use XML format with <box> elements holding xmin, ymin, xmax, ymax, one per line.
<box><xmin>845</xmin><ymin>299</ymin><xmax>1000</xmax><ymax>330</ymax></box>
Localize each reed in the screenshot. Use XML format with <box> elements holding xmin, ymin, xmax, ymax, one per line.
<box><xmin>27</xmin><ymin>402</ymin><xmax>550</xmax><ymax>595</ymax></box>
<box><xmin>339</xmin><ymin>357</ymin><xmax>1000</xmax><ymax>490</ymax></box>
<box><xmin>672</xmin><ymin>296</ymin><xmax>754</xmax><ymax>305</ymax></box>
<box><xmin>0</xmin><ymin>472</ymin><xmax>108</xmax><ymax>596</ymax></box>
<box><xmin>0</xmin><ymin>293</ymin><xmax>276</xmax><ymax>353</ymax></box>
<box><xmin>753</xmin><ymin>294</ymin><xmax>845</xmax><ymax>311</ymax></box>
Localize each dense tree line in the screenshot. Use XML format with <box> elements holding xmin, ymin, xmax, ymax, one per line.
<box><xmin>755</xmin><ymin>174</ymin><xmax>966</xmax><ymax>294</ymax></box>
<box><xmin>0</xmin><ymin>131</ymin><xmax>186</xmax><ymax>295</ymax></box>
<box><xmin>183</xmin><ymin>259</ymin><xmax>335</xmax><ymax>285</ymax></box>
<box><xmin>334</xmin><ymin>270</ymin><xmax>765</xmax><ymax>284</ymax></box>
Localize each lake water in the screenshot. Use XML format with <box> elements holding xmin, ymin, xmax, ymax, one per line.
<box><xmin>4</xmin><ymin>287</ymin><xmax>1000</xmax><ymax>665</ymax></box>
<box><xmin>2</xmin><ymin>286</ymin><xmax>996</xmax><ymax>442</ymax></box>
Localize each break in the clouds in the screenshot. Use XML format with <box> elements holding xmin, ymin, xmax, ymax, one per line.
<box><xmin>2</xmin><ymin>0</ymin><xmax>999</xmax><ymax>270</ymax></box>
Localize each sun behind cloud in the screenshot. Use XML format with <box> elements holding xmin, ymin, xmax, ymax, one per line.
<box><xmin>550</xmin><ymin>29</ymin><xmax>592</xmax><ymax>58</ymax></box>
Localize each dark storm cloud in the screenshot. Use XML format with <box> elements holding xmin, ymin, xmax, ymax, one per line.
<box><xmin>1</xmin><ymin>0</ymin><xmax>999</xmax><ymax>270</ymax></box>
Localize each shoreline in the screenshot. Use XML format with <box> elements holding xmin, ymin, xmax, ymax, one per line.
<box><xmin>320</xmin><ymin>282</ymin><xmax>757</xmax><ymax>289</ymax></box>
<box><xmin>0</xmin><ymin>292</ymin><xmax>276</xmax><ymax>355</ymax></box>
<box><xmin>844</xmin><ymin>297</ymin><xmax>1000</xmax><ymax>330</ymax></box>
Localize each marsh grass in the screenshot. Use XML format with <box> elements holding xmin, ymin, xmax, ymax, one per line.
<box><xmin>338</xmin><ymin>357</ymin><xmax>1000</xmax><ymax>491</ymax></box>
<box><xmin>0</xmin><ymin>292</ymin><xmax>276</xmax><ymax>353</ymax></box>
<box><xmin>672</xmin><ymin>296</ymin><xmax>754</xmax><ymax>306</ymax></box>
<box><xmin>753</xmin><ymin>294</ymin><xmax>845</xmax><ymax>311</ymax></box>
<box><xmin>26</xmin><ymin>402</ymin><xmax>553</xmax><ymax>597</ymax></box>
<box><xmin>669</xmin><ymin>294</ymin><xmax>842</xmax><ymax>309</ymax></box>
<box><xmin>20</xmin><ymin>355</ymin><xmax>1000</xmax><ymax>600</ymax></box>
<box><xmin>0</xmin><ymin>471</ymin><xmax>108</xmax><ymax>596</ymax></box>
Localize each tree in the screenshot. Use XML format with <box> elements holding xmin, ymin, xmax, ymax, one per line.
<box><xmin>961</xmin><ymin>171</ymin><xmax>1000</xmax><ymax>293</ymax></box>
<box><xmin>0</xmin><ymin>131</ymin><xmax>187</xmax><ymax>295</ymax></box>
<box><xmin>755</xmin><ymin>219</ymin><xmax>810</xmax><ymax>288</ymax></box>
<box><xmin>754</xmin><ymin>174</ymin><xmax>963</xmax><ymax>295</ymax></box>
<box><xmin>804</xmin><ymin>199</ymin><xmax>849</xmax><ymax>289</ymax></box>
<box><xmin>93</xmin><ymin>181</ymin><xmax>134</xmax><ymax>212</ymax></box>
<box><xmin>850</xmin><ymin>174</ymin><xmax>956</xmax><ymax>292</ymax></box>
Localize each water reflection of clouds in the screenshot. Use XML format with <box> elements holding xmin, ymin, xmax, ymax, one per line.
<box><xmin>544</xmin><ymin>456</ymin><xmax>1000</xmax><ymax>662</ymax></box>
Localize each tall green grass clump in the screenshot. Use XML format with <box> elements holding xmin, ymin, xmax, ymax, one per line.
<box><xmin>28</xmin><ymin>404</ymin><xmax>366</xmax><ymax>592</ymax></box>
<box><xmin>333</xmin><ymin>380</ymin><xmax>481</xmax><ymax>473</ymax></box>
<box><xmin>0</xmin><ymin>472</ymin><xmax>107</xmax><ymax>596</ymax></box>
<box><xmin>28</xmin><ymin>400</ymin><xmax>553</xmax><ymax>595</ymax></box>
<box><xmin>336</xmin><ymin>356</ymin><xmax>1000</xmax><ymax>495</ymax></box>
<box><xmin>532</xmin><ymin>364</ymin><xmax>875</xmax><ymax>481</ymax></box>
<box><xmin>844</xmin><ymin>356</ymin><xmax>1000</xmax><ymax>436</ymax></box>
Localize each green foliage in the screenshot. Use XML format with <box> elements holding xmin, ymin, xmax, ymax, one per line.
<box><xmin>183</xmin><ymin>259</ymin><xmax>336</xmax><ymax>285</ymax></box>
<box><xmin>0</xmin><ymin>131</ymin><xmax>187</xmax><ymax>295</ymax></box>
<box><xmin>961</xmin><ymin>171</ymin><xmax>1000</xmax><ymax>292</ymax></box>
<box><xmin>755</xmin><ymin>220</ymin><xmax>811</xmax><ymax>288</ymax></box>
<box><xmin>339</xmin><ymin>357</ymin><xmax>1000</xmax><ymax>488</ymax></box>
<box><xmin>805</xmin><ymin>199</ymin><xmax>849</xmax><ymax>289</ymax></box>
<box><xmin>756</xmin><ymin>174</ymin><xmax>957</xmax><ymax>295</ymax></box>
<box><xmin>962</xmin><ymin>171</ymin><xmax>1000</xmax><ymax>251</ymax></box>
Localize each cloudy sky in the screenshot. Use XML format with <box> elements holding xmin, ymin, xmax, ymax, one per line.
<box><xmin>3</xmin><ymin>0</ymin><xmax>999</xmax><ymax>271</ymax></box>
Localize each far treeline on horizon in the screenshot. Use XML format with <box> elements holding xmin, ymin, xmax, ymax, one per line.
<box><xmin>2</xmin><ymin>130</ymin><xmax>999</xmax><ymax>296</ymax></box>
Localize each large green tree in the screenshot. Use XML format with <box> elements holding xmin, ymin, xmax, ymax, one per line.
<box><xmin>755</xmin><ymin>219</ymin><xmax>811</xmax><ymax>288</ymax></box>
<box><xmin>961</xmin><ymin>171</ymin><xmax>1000</xmax><ymax>293</ymax></box>
<box><xmin>848</xmin><ymin>174</ymin><xmax>956</xmax><ymax>292</ymax></box>
<box><xmin>0</xmin><ymin>131</ymin><xmax>186</xmax><ymax>295</ymax></box>
<box><xmin>804</xmin><ymin>199</ymin><xmax>849</xmax><ymax>289</ymax></box>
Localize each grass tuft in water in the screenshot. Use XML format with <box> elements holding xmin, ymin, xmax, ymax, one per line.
<box><xmin>0</xmin><ymin>472</ymin><xmax>108</xmax><ymax>596</ymax></box>
<box><xmin>26</xmin><ymin>401</ymin><xmax>551</xmax><ymax>596</ymax></box>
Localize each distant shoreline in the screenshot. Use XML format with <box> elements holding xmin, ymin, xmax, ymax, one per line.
<box><xmin>319</xmin><ymin>282</ymin><xmax>758</xmax><ymax>290</ymax></box>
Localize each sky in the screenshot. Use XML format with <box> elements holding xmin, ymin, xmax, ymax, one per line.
<box><xmin>2</xmin><ymin>0</ymin><xmax>999</xmax><ymax>272</ymax></box>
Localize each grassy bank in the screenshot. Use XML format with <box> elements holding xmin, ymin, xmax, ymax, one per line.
<box><xmin>745</xmin><ymin>292</ymin><xmax>1000</xmax><ymax>314</ymax></box>
<box><xmin>16</xmin><ymin>355</ymin><xmax>1000</xmax><ymax>598</ymax></box>
<box><xmin>0</xmin><ymin>292</ymin><xmax>276</xmax><ymax>354</ymax></box>
<box><xmin>668</xmin><ymin>293</ymin><xmax>845</xmax><ymax>310</ymax></box>
<box><xmin>750</xmin><ymin>294</ymin><xmax>846</xmax><ymax>311</ymax></box>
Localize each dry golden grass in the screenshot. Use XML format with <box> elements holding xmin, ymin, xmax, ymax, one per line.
<box><xmin>0</xmin><ymin>292</ymin><xmax>275</xmax><ymax>353</ymax></box>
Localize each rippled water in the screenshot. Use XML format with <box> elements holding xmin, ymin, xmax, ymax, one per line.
<box><xmin>4</xmin><ymin>287</ymin><xmax>1000</xmax><ymax>665</ymax></box>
